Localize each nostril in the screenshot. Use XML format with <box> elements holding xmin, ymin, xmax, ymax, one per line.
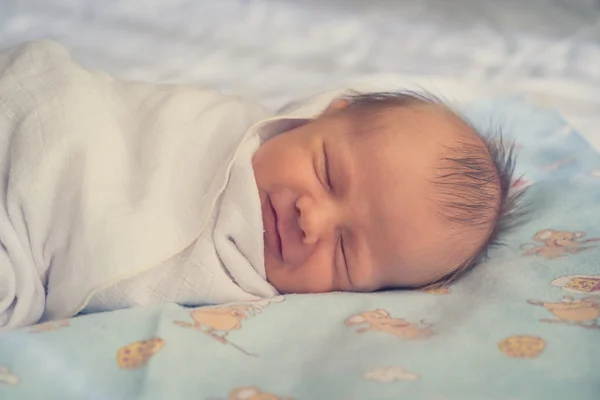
<box><xmin>296</xmin><ymin>196</ymin><xmax>317</xmax><ymax>244</ymax></box>
<box><xmin>298</xmin><ymin>216</ymin><xmax>308</xmax><ymax>242</ymax></box>
<box><xmin>295</xmin><ymin>198</ymin><xmax>304</xmax><ymax>217</ymax></box>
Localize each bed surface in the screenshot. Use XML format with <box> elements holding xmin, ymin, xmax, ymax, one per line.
<box><xmin>1</xmin><ymin>0</ymin><xmax>599</xmax><ymax>98</ymax></box>
<box><xmin>2</xmin><ymin>0</ymin><xmax>599</xmax><ymax>141</ymax></box>
<box><xmin>1</xmin><ymin>1</ymin><xmax>599</xmax><ymax>399</ymax></box>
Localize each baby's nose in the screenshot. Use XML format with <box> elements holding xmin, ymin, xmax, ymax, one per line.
<box><xmin>296</xmin><ymin>196</ymin><xmax>335</xmax><ymax>245</ymax></box>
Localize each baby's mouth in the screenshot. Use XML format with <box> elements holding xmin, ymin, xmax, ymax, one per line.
<box><xmin>266</xmin><ymin>195</ymin><xmax>283</xmax><ymax>260</ymax></box>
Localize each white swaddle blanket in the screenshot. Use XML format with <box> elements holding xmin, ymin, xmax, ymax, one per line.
<box><xmin>0</xmin><ymin>40</ymin><xmax>280</xmax><ymax>329</ymax></box>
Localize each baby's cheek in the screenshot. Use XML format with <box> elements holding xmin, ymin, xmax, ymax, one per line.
<box><xmin>264</xmin><ymin>250</ymin><xmax>336</xmax><ymax>294</ymax></box>
<box><xmin>298</xmin><ymin>246</ymin><xmax>337</xmax><ymax>293</ymax></box>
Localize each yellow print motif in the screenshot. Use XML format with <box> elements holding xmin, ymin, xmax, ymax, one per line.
<box><xmin>0</xmin><ymin>366</ymin><xmax>19</xmax><ymax>385</ymax></box>
<box><xmin>521</xmin><ymin>229</ymin><xmax>600</xmax><ymax>259</ymax></box>
<box><xmin>174</xmin><ymin>296</ymin><xmax>285</xmax><ymax>357</ymax></box>
<box><xmin>29</xmin><ymin>320</ymin><xmax>70</xmax><ymax>333</ymax></box>
<box><xmin>499</xmin><ymin>335</ymin><xmax>546</xmax><ymax>359</ymax></box>
<box><xmin>551</xmin><ymin>274</ymin><xmax>600</xmax><ymax>294</ymax></box>
<box><xmin>527</xmin><ymin>296</ymin><xmax>600</xmax><ymax>330</ymax></box>
<box><xmin>345</xmin><ymin>309</ymin><xmax>433</xmax><ymax>340</ymax></box>
<box><xmin>116</xmin><ymin>337</ymin><xmax>165</xmax><ymax>369</ymax></box>
<box><xmin>207</xmin><ymin>386</ymin><xmax>294</xmax><ymax>400</ymax></box>
<box><xmin>418</xmin><ymin>287</ymin><xmax>451</xmax><ymax>295</ymax></box>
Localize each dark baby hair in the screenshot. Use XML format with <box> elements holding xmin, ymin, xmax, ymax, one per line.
<box><xmin>341</xmin><ymin>90</ymin><xmax>528</xmax><ymax>288</ymax></box>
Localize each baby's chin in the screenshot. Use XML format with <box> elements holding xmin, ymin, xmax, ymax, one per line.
<box><xmin>262</xmin><ymin>252</ymin><xmax>298</xmax><ymax>294</ymax></box>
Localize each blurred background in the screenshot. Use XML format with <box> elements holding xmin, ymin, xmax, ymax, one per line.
<box><xmin>1</xmin><ymin>0</ymin><xmax>599</xmax><ymax>109</ymax></box>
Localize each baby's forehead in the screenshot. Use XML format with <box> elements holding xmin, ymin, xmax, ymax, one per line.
<box><xmin>344</xmin><ymin>101</ymin><xmax>475</xmax><ymax>144</ymax></box>
<box><xmin>348</xmin><ymin>104</ymin><xmax>478</xmax><ymax>160</ymax></box>
<box><xmin>342</xmin><ymin>102</ymin><xmax>498</xmax><ymax>286</ymax></box>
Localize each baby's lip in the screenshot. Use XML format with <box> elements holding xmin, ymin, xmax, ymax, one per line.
<box><xmin>264</xmin><ymin>194</ymin><xmax>283</xmax><ymax>260</ymax></box>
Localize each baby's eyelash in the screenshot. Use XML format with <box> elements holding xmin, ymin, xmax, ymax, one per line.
<box><xmin>322</xmin><ymin>142</ymin><xmax>333</xmax><ymax>189</ymax></box>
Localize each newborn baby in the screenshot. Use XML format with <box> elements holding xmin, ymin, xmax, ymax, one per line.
<box><xmin>0</xmin><ymin>41</ymin><xmax>520</xmax><ymax>329</ymax></box>
<box><xmin>254</xmin><ymin>93</ymin><xmax>516</xmax><ymax>294</ymax></box>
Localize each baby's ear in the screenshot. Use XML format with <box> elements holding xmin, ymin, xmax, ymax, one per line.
<box><xmin>322</xmin><ymin>98</ymin><xmax>350</xmax><ymax>115</ymax></box>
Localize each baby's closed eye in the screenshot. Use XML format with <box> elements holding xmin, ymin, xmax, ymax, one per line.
<box><xmin>321</xmin><ymin>141</ymin><xmax>333</xmax><ymax>190</ymax></box>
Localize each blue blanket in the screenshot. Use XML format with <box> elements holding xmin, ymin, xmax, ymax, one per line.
<box><xmin>0</xmin><ymin>97</ymin><xmax>599</xmax><ymax>400</ymax></box>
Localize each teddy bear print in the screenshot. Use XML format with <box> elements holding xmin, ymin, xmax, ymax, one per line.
<box><xmin>174</xmin><ymin>296</ymin><xmax>284</xmax><ymax>356</ymax></box>
<box><xmin>527</xmin><ymin>295</ymin><xmax>600</xmax><ymax>329</ymax></box>
<box><xmin>0</xmin><ymin>366</ymin><xmax>19</xmax><ymax>385</ymax></box>
<box><xmin>345</xmin><ymin>309</ymin><xmax>433</xmax><ymax>340</ymax></box>
<box><xmin>418</xmin><ymin>286</ymin><xmax>451</xmax><ymax>295</ymax></box>
<box><xmin>521</xmin><ymin>229</ymin><xmax>600</xmax><ymax>259</ymax></box>
<box><xmin>28</xmin><ymin>320</ymin><xmax>70</xmax><ymax>333</ymax></box>
<box><xmin>363</xmin><ymin>366</ymin><xmax>419</xmax><ymax>383</ymax></box>
<box><xmin>208</xmin><ymin>386</ymin><xmax>294</xmax><ymax>400</ymax></box>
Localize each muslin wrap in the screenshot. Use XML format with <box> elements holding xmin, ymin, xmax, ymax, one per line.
<box><xmin>0</xmin><ymin>40</ymin><xmax>284</xmax><ymax>329</ymax></box>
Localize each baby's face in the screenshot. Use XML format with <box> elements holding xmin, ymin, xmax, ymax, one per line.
<box><xmin>252</xmin><ymin>100</ymin><xmax>483</xmax><ymax>293</ymax></box>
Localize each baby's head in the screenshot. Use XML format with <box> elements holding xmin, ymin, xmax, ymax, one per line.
<box><xmin>252</xmin><ymin>91</ymin><xmax>522</xmax><ymax>294</ymax></box>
